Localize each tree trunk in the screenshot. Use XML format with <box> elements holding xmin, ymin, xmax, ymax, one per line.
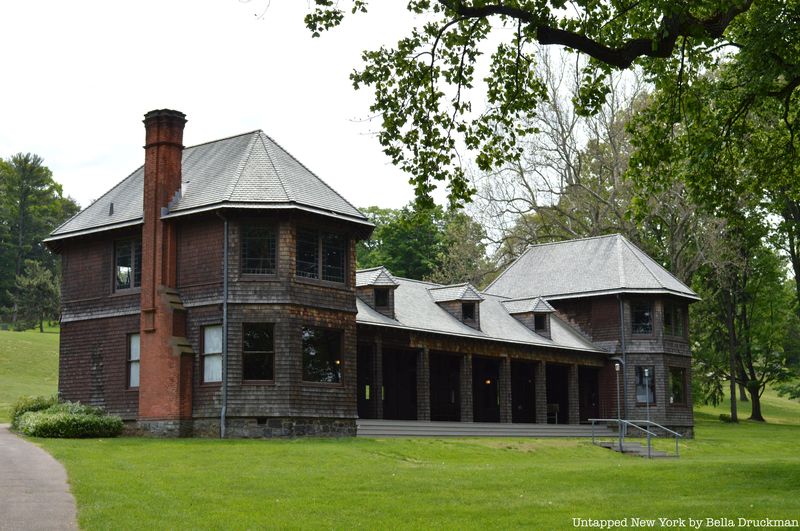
<box><xmin>724</xmin><ymin>292</ymin><xmax>738</xmax><ymax>422</ymax></box>
<box><xmin>748</xmin><ymin>387</ymin><xmax>765</xmax><ymax>422</ymax></box>
<box><xmin>738</xmin><ymin>382</ymin><xmax>749</xmax><ymax>402</ymax></box>
<box><xmin>39</xmin><ymin>319</ymin><xmax>44</xmax><ymax>333</ymax></box>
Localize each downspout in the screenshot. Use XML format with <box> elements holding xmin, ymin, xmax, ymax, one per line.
<box><xmin>617</xmin><ymin>294</ymin><xmax>628</xmax><ymax>420</ymax></box>
<box><xmin>217</xmin><ymin>211</ymin><xmax>229</xmax><ymax>439</ymax></box>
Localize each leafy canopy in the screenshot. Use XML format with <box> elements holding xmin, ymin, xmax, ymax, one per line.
<box><xmin>306</xmin><ymin>0</ymin><xmax>755</xmax><ymax>206</ymax></box>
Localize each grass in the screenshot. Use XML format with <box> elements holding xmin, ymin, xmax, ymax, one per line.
<box><xmin>0</xmin><ymin>326</ymin><xmax>59</xmax><ymax>421</ymax></box>
<box><xmin>36</xmin><ymin>391</ymin><xmax>800</xmax><ymax>530</ymax></box>
<box><xmin>3</xmin><ymin>329</ymin><xmax>798</xmax><ymax>528</ymax></box>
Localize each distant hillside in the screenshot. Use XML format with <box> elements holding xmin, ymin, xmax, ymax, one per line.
<box><xmin>0</xmin><ymin>328</ymin><xmax>59</xmax><ymax>421</ymax></box>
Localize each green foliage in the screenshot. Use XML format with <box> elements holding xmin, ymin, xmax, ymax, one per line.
<box><xmin>0</xmin><ymin>153</ymin><xmax>79</xmax><ymax>313</ymax></box>
<box><xmin>18</xmin><ymin>410</ymin><xmax>123</xmax><ymax>439</ymax></box>
<box><xmin>9</xmin><ymin>394</ymin><xmax>58</xmax><ymax>430</ymax></box>
<box><xmin>427</xmin><ymin>210</ymin><xmax>494</xmax><ymax>288</ymax></box>
<box><xmin>9</xmin><ymin>259</ymin><xmax>60</xmax><ymax>332</ymax></box>
<box><xmin>304</xmin><ymin>1</ymin><xmax>757</xmax><ymax>206</ymax></box>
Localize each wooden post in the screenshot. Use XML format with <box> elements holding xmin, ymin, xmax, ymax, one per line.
<box><xmin>569</xmin><ymin>363</ymin><xmax>580</xmax><ymax>424</ymax></box>
<box><xmin>460</xmin><ymin>353</ymin><xmax>473</xmax><ymax>422</ymax></box>
<box><xmin>535</xmin><ymin>361</ymin><xmax>547</xmax><ymax>424</ymax></box>
<box><xmin>417</xmin><ymin>347</ymin><xmax>431</xmax><ymax>421</ymax></box>
<box><xmin>499</xmin><ymin>356</ymin><xmax>512</xmax><ymax>423</ymax></box>
<box><xmin>374</xmin><ymin>336</ymin><xmax>383</xmax><ymax>420</ymax></box>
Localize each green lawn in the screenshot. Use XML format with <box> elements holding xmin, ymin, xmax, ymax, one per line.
<box><xmin>0</xmin><ymin>327</ymin><xmax>59</xmax><ymax>421</ymax></box>
<box><xmin>36</xmin><ymin>392</ymin><xmax>800</xmax><ymax>530</ymax></box>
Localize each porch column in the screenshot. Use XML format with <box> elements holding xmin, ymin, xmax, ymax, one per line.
<box><xmin>499</xmin><ymin>356</ymin><xmax>512</xmax><ymax>423</ymax></box>
<box><xmin>535</xmin><ymin>361</ymin><xmax>547</xmax><ymax>424</ymax></box>
<box><xmin>460</xmin><ymin>353</ymin><xmax>473</xmax><ymax>422</ymax></box>
<box><xmin>568</xmin><ymin>363</ymin><xmax>580</xmax><ymax>424</ymax></box>
<box><xmin>374</xmin><ymin>336</ymin><xmax>383</xmax><ymax>420</ymax></box>
<box><xmin>416</xmin><ymin>347</ymin><xmax>431</xmax><ymax>421</ymax></box>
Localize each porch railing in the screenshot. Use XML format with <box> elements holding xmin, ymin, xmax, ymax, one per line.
<box><xmin>588</xmin><ymin>418</ymin><xmax>682</xmax><ymax>458</ymax></box>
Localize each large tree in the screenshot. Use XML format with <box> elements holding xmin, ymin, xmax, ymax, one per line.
<box><xmin>306</xmin><ymin>1</ymin><xmax>760</xmax><ymax>206</ymax></box>
<box><xmin>0</xmin><ymin>153</ymin><xmax>79</xmax><ymax>311</ymax></box>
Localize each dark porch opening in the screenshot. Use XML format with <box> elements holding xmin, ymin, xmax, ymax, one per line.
<box><xmin>382</xmin><ymin>348</ymin><xmax>417</xmax><ymax>420</ymax></box>
<box><xmin>430</xmin><ymin>352</ymin><xmax>461</xmax><ymax>421</ymax></box>
<box><xmin>472</xmin><ymin>357</ymin><xmax>500</xmax><ymax>422</ymax></box>
<box><xmin>511</xmin><ymin>360</ymin><xmax>536</xmax><ymax>423</ymax></box>
<box><xmin>356</xmin><ymin>343</ymin><xmax>375</xmax><ymax>419</ymax></box>
<box><xmin>546</xmin><ymin>363</ymin><xmax>569</xmax><ymax>424</ymax></box>
<box><xmin>579</xmin><ymin>366</ymin><xmax>600</xmax><ymax>422</ymax></box>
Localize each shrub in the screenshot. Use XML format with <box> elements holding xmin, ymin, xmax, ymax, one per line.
<box><xmin>17</xmin><ymin>410</ymin><xmax>123</xmax><ymax>438</ymax></box>
<box><xmin>10</xmin><ymin>395</ymin><xmax>58</xmax><ymax>430</ymax></box>
<box><xmin>719</xmin><ymin>413</ymin><xmax>734</xmax><ymax>423</ymax></box>
<box><xmin>45</xmin><ymin>401</ymin><xmax>105</xmax><ymax>417</ymax></box>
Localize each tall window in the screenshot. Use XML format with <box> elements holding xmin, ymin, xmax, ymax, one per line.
<box><xmin>115</xmin><ymin>239</ymin><xmax>142</xmax><ymax>290</ymax></box>
<box><xmin>669</xmin><ymin>367</ymin><xmax>686</xmax><ymax>405</ymax></box>
<box><xmin>302</xmin><ymin>327</ymin><xmax>342</xmax><ymax>383</ymax></box>
<box><xmin>296</xmin><ymin>229</ymin><xmax>346</xmax><ymax>283</ymax></box>
<box><xmin>241</xmin><ymin>226</ymin><xmax>276</xmax><ymax>275</ymax></box>
<box><xmin>635</xmin><ymin>366</ymin><xmax>655</xmax><ymax>404</ymax></box>
<box><xmin>664</xmin><ymin>303</ymin><xmax>685</xmax><ymax>337</ymax></box>
<box><xmin>242</xmin><ymin>323</ymin><xmax>274</xmax><ymax>381</ymax></box>
<box><xmin>128</xmin><ymin>334</ymin><xmax>140</xmax><ymax>388</ymax></box>
<box><xmin>202</xmin><ymin>325</ymin><xmax>223</xmax><ymax>383</ymax></box>
<box><xmin>632</xmin><ymin>303</ymin><xmax>653</xmax><ymax>334</ymax></box>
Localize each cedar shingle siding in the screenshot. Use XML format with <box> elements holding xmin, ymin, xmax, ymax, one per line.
<box><xmin>48</xmin><ymin>111</ymin><xmax>697</xmax><ymax>437</ymax></box>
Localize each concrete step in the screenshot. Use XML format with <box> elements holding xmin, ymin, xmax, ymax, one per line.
<box><xmin>356</xmin><ymin>420</ymin><xmax>615</xmax><ymax>438</ymax></box>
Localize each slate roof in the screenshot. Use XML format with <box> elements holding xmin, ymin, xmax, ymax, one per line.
<box><xmin>501</xmin><ymin>297</ymin><xmax>555</xmax><ymax>314</ymax></box>
<box><xmin>355</xmin><ymin>272</ymin><xmax>601</xmax><ymax>353</ymax></box>
<box><xmin>427</xmin><ymin>283</ymin><xmax>484</xmax><ymax>303</ymax></box>
<box><xmin>485</xmin><ymin>234</ymin><xmax>699</xmax><ymax>301</ymax></box>
<box><xmin>47</xmin><ymin>131</ymin><xmax>370</xmax><ymax>241</ymax></box>
<box><xmin>355</xmin><ymin>266</ymin><xmax>399</xmax><ymax>288</ymax></box>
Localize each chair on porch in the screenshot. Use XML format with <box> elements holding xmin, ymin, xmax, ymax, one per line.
<box><xmin>547</xmin><ymin>403</ymin><xmax>559</xmax><ymax>424</ymax></box>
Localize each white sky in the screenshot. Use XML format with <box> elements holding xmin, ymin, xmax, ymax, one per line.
<box><xmin>0</xmin><ymin>0</ymin><xmax>421</xmax><ymax>210</ymax></box>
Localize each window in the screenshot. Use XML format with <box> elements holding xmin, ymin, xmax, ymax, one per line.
<box><xmin>534</xmin><ymin>313</ymin><xmax>548</xmax><ymax>332</ymax></box>
<box><xmin>669</xmin><ymin>367</ymin><xmax>686</xmax><ymax>405</ymax></box>
<box><xmin>242</xmin><ymin>323</ymin><xmax>274</xmax><ymax>381</ymax></box>
<box><xmin>635</xmin><ymin>366</ymin><xmax>656</xmax><ymax>404</ymax></box>
<box><xmin>374</xmin><ymin>288</ymin><xmax>389</xmax><ymax>307</ymax></box>
<box><xmin>115</xmin><ymin>239</ymin><xmax>142</xmax><ymax>290</ymax></box>
<box><xmin>241</xmin><ymin>226</ymin><xmax>276</xmax><ymax>275</ymax></box>
<box><xmin>296</xmin><ymin>229</ymin><xmax>347</xmax><ymax>283</ymax></box>
<box><xmin>664</xmin><ymin>303</ymin><xmax>685</xmax><ymax>337</ymax></box>
<box><xmin>302</xmin><ymin>327</ymin><xmax>342</xmax><ymax>383</ymax></box>
<box><xmin>462</xmin><ymin>302</ymin><xmax>476</xmax><ymax>320</ymax></box>
<box><xmin>128</xmin><ymin>334</ymin><xmax>140</xmax><ymax>388</ymax></box>
<box><xmin>632</xmin><ymin>303</ymin><xmax>653</xmax><ymax>334</ymax></box>
<box><xmin>202</xmin><ymin>325</ymin><xmax>223</xmax><ymax>383</ymax></box>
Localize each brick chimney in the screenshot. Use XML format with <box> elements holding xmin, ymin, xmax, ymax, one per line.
<box><xmin>138</xmin><ymin>110</ymin><xmax>193</xmax><ymax>435</ymax></box>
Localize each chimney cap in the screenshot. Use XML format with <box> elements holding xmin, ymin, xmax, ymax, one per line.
<box><xmin>143</xmin><ymin>109</ymin><xmax>186</xmax><ymax>122</ymax></box>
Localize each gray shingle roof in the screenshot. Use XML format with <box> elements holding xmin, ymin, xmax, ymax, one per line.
<box><xmin>355</xmin><ymin>272</ymin><xmax>601</xmax><ymax>353</ymax></box>
<box><xmin>501</xmin><ymin>297</ymin><xmax>555</xmax><ymax>314</ymax></box>
<box><xmin>427</xmin><ymin>283</ymin><xmax>484</xmax><ymax>302</ymax></box>
<box><xmin>48</xmin><ymin>131</ymin><xmax>370</xmax><ymax>241</ymax></box>
<box><xmin>485</xmin><ymin>234</ymin><xmax>698</xmax><ymax>301</ymax></box>
<box><xmin>355</xmin><ymin>266</ymin><xmax>399</xmax><ymax>287</ymax></box>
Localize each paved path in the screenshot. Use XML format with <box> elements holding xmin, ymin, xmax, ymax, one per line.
<box><xmin>0</xmin><ymin>424</ymin><xmax>78</xmax><ymax>530</ymax></box>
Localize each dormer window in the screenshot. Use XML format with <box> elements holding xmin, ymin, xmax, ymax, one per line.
<box><xmin>374</xmin><ymin>288</ymin><xmax>390</xmax><ymax>307</ymax></box>
<box><xmin>462</xmin><ymin>302</ymin><xmax>476</xmax><ymax>321</ymax></box>
<box><xmin>534</xmin><ymin>313</ymin><xmax>547</xmax><ymax>332</ymax></box>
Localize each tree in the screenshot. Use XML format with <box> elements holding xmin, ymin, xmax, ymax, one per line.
<box><xmin>357</xmin><ymin>204</ymin><xmax>445</xmax><ymax>279</ymax></box>
<box><xmin>427</xmin><ymin>209</ymin><xmax>494</xmax><ymax>288</ymax></box>
<box><xmin>306</xmin><ymin>1</ymin><xmax>759</xmax><ymax>206</ymax></box>
<box><xmin>0</xmin><ymin>153</ymin><xmax>79</xmax><ymax>311</ymax></box>
<box><xmin>10</xmin><ymin>260</ymin><xmax>60</xmax><ymax>332</ymax></box>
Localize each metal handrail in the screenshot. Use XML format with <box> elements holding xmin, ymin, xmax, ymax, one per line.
<box><xmin>588</xmin><ymin>418</ymin><xmax>682</xmax><ymax>458</ymax></box>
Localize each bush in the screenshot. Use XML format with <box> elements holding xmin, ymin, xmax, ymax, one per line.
<box><xmin>10</xmin><ymin>395</ymin><xmax>58</xmax><ymax>430</ymax></box>
<box><xmin>719</xmin><ymin>413</ymin><xmax>734</xmax><ymax>423</ymax></box>
<box><xmin>17</xmin><ymin>410</ymin><xmax>123</xmax><ymax>438</ymax></box>
<box><xmin>45</xmin><ymin>401</ymin><xmax>105</xmax><ymax>417</ymax></box>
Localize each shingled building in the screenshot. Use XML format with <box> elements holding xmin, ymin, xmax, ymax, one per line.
<box><xmin>46</xmin><ymin>110</ymin><xmax>697</xmax><ymax>437</ymax></box>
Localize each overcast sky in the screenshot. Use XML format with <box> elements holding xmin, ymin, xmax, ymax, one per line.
<box><xmin>0</xmin><ymin>1</ymin><xmax>421</xmax><ymax>210</ymax></box>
